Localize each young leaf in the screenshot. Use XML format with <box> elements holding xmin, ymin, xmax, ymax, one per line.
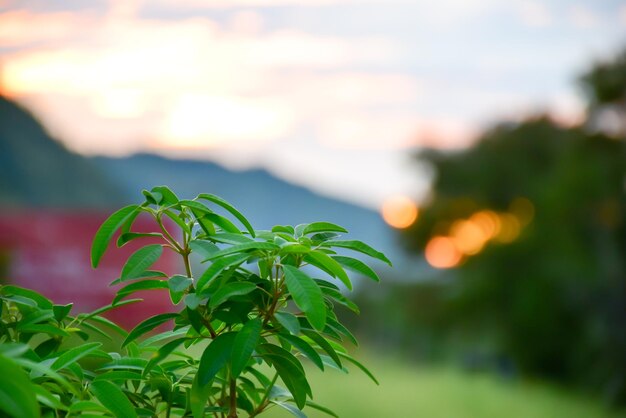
<box><xmin>122</xmin><ymin>313</ymin><xmax>178</xmax><ymax>347</ymax></box>
<box><xmin>0</xmin><ymin>355</ymin><xmax>40</xmax><ymax>418</ymax></box>
<box><xmin>91</xmin><ymin>205</ymin><xmax>140</xmax><ymax>268</ymax></box>
<box><xmin>208</xmin><ymin>282</ymin><xmax>257</xmax><ymax>309</ymax></box>
<box><xmin>90</xmin><ymin>380</ymin><xmax>138</xmax><ymax>418</ymax></box>
<box><xmin>231</xmin><ymin>318</ymin><xmax>262</xmax><ymax>377</ymax></box>
<box><xmin>197</xmin><ymin>193</ymin><xmax>255</xmax><ymax>237</ymax></box>
<box><xmin>331</xmin><ymin>255</ymin><xmax>380</xmax><ymax>282</ymax></box>
<box><xmin>323</xmin><ymin>240</ymin><xmax>392</xmax><ymax>266</ymax></box>
<box><xmin>197</xmin><ymin>332</ymin><xmax>236</xmax><ymax>386</ymax></box>
<box><xmin>304</xmin><ymin>251</ymin><xmax>352</xmax><ymax>290</ymax></box>
<box><xmin>282</xmin><ymin>266</ymin><xmax>326</xmax><ymax>331</ymax></box>
<box><xmin>302</xmin><ymin>222</ymin><xmax>348</xmax><ymax>236</ymax></box>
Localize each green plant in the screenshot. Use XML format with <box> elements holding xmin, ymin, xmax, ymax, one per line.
<box><xmin>0</xmin><ymin>186</ymin><xmax>389</xmax><ymax>417</ymax></box>
<box><xmin>0</xmin><ymin>285</ymin><xmax>137</xmax><ymax>417</ymax></box>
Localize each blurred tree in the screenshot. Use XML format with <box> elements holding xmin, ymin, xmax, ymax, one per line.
<box><xmin>401</xmin><ymin>49</ymin><xmax>626</xmax><ymax>403</ymax></box>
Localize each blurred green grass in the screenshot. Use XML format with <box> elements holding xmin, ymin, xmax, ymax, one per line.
<box><xmin>265</xmin><ymin>354</ymin><xmax>625</xmax><ymax>418</ymax></box>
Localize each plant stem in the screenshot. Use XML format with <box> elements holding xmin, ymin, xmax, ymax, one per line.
<box><xmin>249</xmin><ymin>373</ymin><xmax>279</xmax><ymax>417</ymax></box>
<box><xmin>227</xmin><ymin>377</ymin><xmax>238</xmax><ymax>418</ymax></box>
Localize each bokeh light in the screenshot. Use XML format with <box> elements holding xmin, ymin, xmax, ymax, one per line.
<box><xmin>425</xmin><ymin>236</ymin><xmax>463</xmax><ymax>269</ymax></box>
<box><xmin>381</xmin><ymin>195</ymin><xmax>419</xmax><ymax>229</ymax></box>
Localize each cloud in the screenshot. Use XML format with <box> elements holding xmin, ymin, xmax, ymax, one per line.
<box><xmin>0</xmin><ymin>9</ymin><xmax>95</xmax><ymax>48</ymax></box>
<box><xmin>516</xmin><ymin>1</ymin><xmax>551</xmax><ymax>27</ymax></box>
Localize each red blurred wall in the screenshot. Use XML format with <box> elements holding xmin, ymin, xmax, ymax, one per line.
<box><xmin>0</xmin><ymin>210</ymin><xmax>179</xmax><ymax>328</ymax></box>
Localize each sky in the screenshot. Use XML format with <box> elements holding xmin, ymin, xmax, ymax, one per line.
<box><xmin>0</xmin><ymin>0</ymin><xmax>625</xmax><ymax>209</ymax></box>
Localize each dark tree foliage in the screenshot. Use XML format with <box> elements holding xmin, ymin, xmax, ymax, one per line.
<box><xmin>400</xmin><ymin>49</ymin><xmax>626</xmax><ymax>403</ymax></box>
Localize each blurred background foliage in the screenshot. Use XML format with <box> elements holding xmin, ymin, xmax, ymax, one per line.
<box><xmin>354</xmin><ymin>48</ymin><xmax>626</xmax><ymax>404</ymax></box>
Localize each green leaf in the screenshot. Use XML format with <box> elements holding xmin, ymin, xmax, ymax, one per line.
<box><xmin>51</xmin><ymin>342</ymin><xmax>102</xmax><ymax>371</ymax></box>
<box><xmin>302</xmin><ymin>222</ymin><xmax>348</xmax><ymax>236</ymax></box>
<box><xmin>259</xmin><ymin>344</ymin><xmax>310</xmax><ymax>409</ymax></box>
<box><xmin>91</xmin><ymin>205</ymin><xmax>140</xmax><ymax>268</ymax></box>
<box><xmin>203</xmin><ymin>213</ymin><xmax>241</xmax><ymax>234</ymax></box>
<box><xmin>163</xmin><ymin>209</ymin><xmax>191</xmax><ymax>234</ymax></box>
<box><xmin>205</xmin><ymin>242</ymin><xmax>279</xmax><ymax>261</ymax></box>
<box><xmin>90</xmin><ymin>380</ymin><xmax>138</xmax><ymax>418</ymax></box>
<box><xmin>283</xmin><ymin>266</ymin><xmax>326</xmax><ymax>331</ymax></box>
<box><xmin>120</xmin><ymin>244</ymin><xmax>163</xmax><ymax>280</ymax></box>
<box><xmin>69</xmin><ymin>401</ymin><xmax>110</xmax><ymax>414</ymax></box>
<box><xmin>305</xmin><ymin>251</ymin><xmax>352</xmax><ymax>290</ymax></box>
<box><xmin>33</xmin><ymin>385</ymin><xmax>67</xmax><ymax>411</ymax></box>
<box><xmin>337</xmin><ymin>352</ymin><xmax>379</xmax><ymax>384</ymax></box>
<box><xmin>270</xmin><ymin>401</ymin><xmax>307</xmax><ymax>418</ymax></box>
<box><xmin>197</xmin><ymin>193</ymin><xmax>255</xmax><ymax>237</ymax></box>
<box><xmin>208</xmin><ymin>233</ymin><xmax>255</xmax><ymax>245</ymax></box>
<box><xmin>1</xmin><ymin>285</ymin><xmax>53</xmax><ymax>309</ymax></box>
<box><xmin>151</xmin><ymin>185</ymin><xmax>179</xmax><ymax>205</ymax></box>
<box><xmin>323</xmin><ymin>240</ymin><xmax>391</xmax><ymax>266</ymax></box>
<box><xmin>331</xmin><ymin>255</ymin><xmax>380</xmax><ymax>282</ymax></box>
<box><xmin>189</xmin><ymin>239</ymin><xmax>220</xmax><ymax>258</ymax></box>
<box><xmin>190</xmin><ymin>375</ymin><xmax>212</xmax><ymax>418</ymax></box>
<box><xmin>144</xmin><ymin>338</ymin><xmax>186</xmax><ymax>374</ymax></box>
<box><xmin>168</xmin><ymin>275</ymin><xmax>192</xmax><ymax>304</ymax></box>
<box><xmin>123</xmin><ymin>313</ymin><xmax>178</xmax><ymax>347</ymax></box>
<box><xmin>208</xmin><ymin>282</ymin><xmax>257</xmax><ymax>309</ymax></box>
<box><xmin>196</xmin><ymin>253</ymin><xmax>251</xmax><ymax>292</ymax></box>
<box><xmin>80</xmin><ymin>299</ymin><xmax>141</xmax><ymax>322</ymax></box>
<box><xmin>94</xmin><ymin>371</ymin><xmax>143</xmax><ymax>381</ymax></box>
<box><xmin>184</xmin><ymin>293</ymin><xmax>203</xmax><ymax>310</ymax></box>
<box><xmin>274</xmin><ymin>311</ymin><xmax>301</xmax><ymax>335</ymax></box>
<box><xmin>280</xmin><ymin>243</ymin><xmax>311</xmax><ymax>254</ymax></box>
<box><xmin>52</xmin><ymin>303</ymin><xmax>73</xmax><ymax>322</ymax></box>
<box><xmin>301</xmin><ymin>330</ymin><xmax>342</xmax><ymax>369</ymax></box>
<box><xmin>117</xmin><ymin>232</ymin><xmax>162</xmax><ymax>247</ymax></box>
<box><xmin>272</xmin><ymin>225</ymin><xmax>295</xmax><ymax>234</ymax></box>
<box><xmin>305</xmin><ymin>400</ymin><xmax>339</xmax><ymax>417</ymax></box>
<box><xmin>114</xmin><ymin>280</ymin><xmax>168</xmax><ymax>304</ymax></box>
<box><xmin>197</xmin><ymin>332</ymin><xmax>236</xmax><ymax>386</ymax></box>
<box><xmin>18</xmin><ymin>324</ymin><xmax>69</xmax><ymax>338</ymax></box>
<box><xmin>0</xmin><ymin>354</ymin><xmax>40</xmax><ymax>418</ymax></box>
<box><xmin>231</xmin><ymin>318</ymin><xmax>262</xmax><ymax>377</ymax></box>
<box><xmin>278</xmin><ymin>333</ymin><xmax>324</xmax><ymax>371</ymax></box>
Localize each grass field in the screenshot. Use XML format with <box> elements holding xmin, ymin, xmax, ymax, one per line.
<box><xmin>264</xmin><ymin>354</ymin><xmax>625</xmax><ymax>418</ymax></box>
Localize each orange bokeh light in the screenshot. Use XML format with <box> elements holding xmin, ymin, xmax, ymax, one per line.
<box><xmin>425</xmin><ymin>236</ymin><xmax>463</xmax><ymax>269</ymax></box>
<box><xmin>449</xmin><ymin>219</ymin><xmax>488</xmax><ymax>255</ymax></box>
<box><xmin>381</xmin><ymin>195</ymin><xmax>418</xmax><ymax>229</ymax></box>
